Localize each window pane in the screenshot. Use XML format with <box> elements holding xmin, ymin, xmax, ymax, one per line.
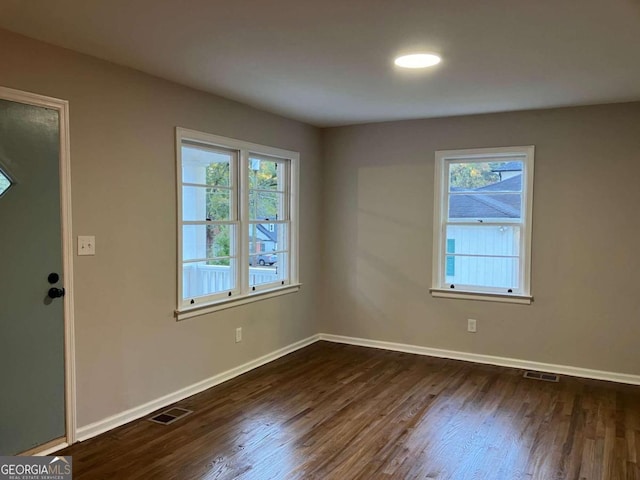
<box><xmin>446</xmin><ymin>239</ymin><xmax>456</xmax><ymax>276</ymax></box>
<box><xmin>182</xmin><ymin>186</ymin><xmax>231</xmax><ymax>221</ymax></box>
<box><xmin>183</xmin><ymin>224</ymin><xmax>235</xmax><ymax>261</ymax></box>
<box><xmin>445</xmin><ymin>256</ymin><xmax>519</xmax><ymax>290</ymax></box>
<box><xmin>182</xmin><ymin>260</ymin><xmax>236</xmax><ymax>299</ymax></box>
<box><xmin>248</xmin><ymin>252</ymin><xmax>278</xmax><ymax>267</ymax></box>
<box><xmin>249</xmin><ymin>252</ymin><xmax>288</xmax><ymax>287</ymax></box>
<box><xmin>449</xmin><ymin>193</ymin><xmax>521</xmax><ymax>221</ymax></box>
<box><xmin>248</xmin><ymin>157</ymin><xmax>281</xmax><ymax>190</ymax></box>
<box><xmin>276</xmin><ymin>223</ymin><xmax>288</xmax><ymax>252</ymax></box>
<box><xmin>445</xmin><ymin>225</ymin><xmax>520</xmax><ymax>256</ymax></box>
<box><xmin>249</xmin><ymin>222</ymin><xmax>282</xmax><ymax>254</ymax></box>
<box><xmin>0</xmin><ymin>169</ymin><xmax>12</xmax><ymax>196</ymax></box>
<box><xmin>182</xmin><ymin>144</ymin><xmax>232</xmax><ymax>186</ymax></box>
<box><xmin>249</xmin><ymin>191</ymin><xmax>284</xmax><ymax>221</ymax></box>
<box><xmin>449</xmin><ymin>160</ymin><xmax>523</xmax><ymax>192</ymax></box>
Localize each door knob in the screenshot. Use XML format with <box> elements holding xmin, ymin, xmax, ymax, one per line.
<box><xmin>48</xmin><ymin>287</ymin><xmax>65</xmax><ymax>299</ymax></box>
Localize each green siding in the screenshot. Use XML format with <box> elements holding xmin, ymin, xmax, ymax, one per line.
<box><xmin>446</xmin><ymin>238</ymin><xmax>455</xmax><ymax>276</ymax></box>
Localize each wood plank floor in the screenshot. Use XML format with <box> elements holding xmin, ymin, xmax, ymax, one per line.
<box><xmin>60</xmin><ymin>341</ymin><xmax>640</xmax><ymax>479</ymax></box>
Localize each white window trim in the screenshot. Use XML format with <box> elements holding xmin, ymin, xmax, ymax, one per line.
<box><xmin>176</xmin><ymin>283</ymin><xmax>302</xmax><ymax>321</ymax></box>
<box><xmin>175</xmin><ymin>127</ymin><xmax>300</xmax><ymax>320</ymax></box>
<box><xmin>431</xmin><ymin>145</ymin><xmax>535</xmax><ymax>304</ymax></box>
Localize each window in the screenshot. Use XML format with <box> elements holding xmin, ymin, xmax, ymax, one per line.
<box><xmin>431</xmin><ymin>146</ymin><xmax>534</xmax><ymax>304</ymax></box>
<box><xmin>0</xmin><ymin>167</ymin><xmax>12</xmax><ymax>197</ymax></box>
<box><xmin>176</xmin><ymin>128</ymin><xmax>299</xmax><ymax>319</ymax></box>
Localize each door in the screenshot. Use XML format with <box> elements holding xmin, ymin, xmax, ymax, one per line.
<box><xmin>0</xmin><ymin>96</ymin><xmax>66</xmax><ymax>454</ymax></box>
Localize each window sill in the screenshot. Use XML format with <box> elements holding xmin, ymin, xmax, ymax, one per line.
<box><xmin>429</xmin><ymin>288</ymin><xmax>532</xmax><ymax>305</ymax></box>
<box><xmin>176</xmin><ymin>283</ymin><xmax>302</xmax><ymax>321</ymax></box>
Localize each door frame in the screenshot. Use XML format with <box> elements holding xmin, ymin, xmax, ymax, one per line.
<box><xmin>0</xmin><ymin>86</ymin><xmax>76</xmax><ymax>451</ymax></box>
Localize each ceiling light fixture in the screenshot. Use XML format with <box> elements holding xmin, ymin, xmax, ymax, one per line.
<box><xmin>394</xmin><ymin>53</ymin><xmax>441</xmax><ymax>69</ymax></box>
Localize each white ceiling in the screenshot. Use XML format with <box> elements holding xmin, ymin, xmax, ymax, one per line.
<box><xmin>1</xmin><ymin>0</ymin><xmax>639</xmax><ymax>126</ymax></box>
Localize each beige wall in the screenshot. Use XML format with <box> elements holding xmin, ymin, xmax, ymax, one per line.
<box><xmin>0</xmin><ymin>29</ymin><xmax>322</xmax><ymax>427</ymax></box>
<box><xmin>322</xmin><ymin>102</ymin><xmax>640</xmax><ymax>375</ymax></box>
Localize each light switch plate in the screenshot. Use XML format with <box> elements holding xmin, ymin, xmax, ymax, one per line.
<box><xmin>467</xmin><ymin>318</ymin><xmax>477</xmax><ymax>333</ymax></box>
<box><xmin>78</xmin><ymin>235</ymin><xmax>96</xmax><ymax>256</ymax></box>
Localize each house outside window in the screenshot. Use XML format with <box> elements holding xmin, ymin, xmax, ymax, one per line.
<box><xmin>176</xmin><ymin>128</ymin><xmax>299</xmax><ymax>319</ymax></box>
<box><xmin>431</xmin><ymin>146</ymin><xmax>534</xmax><ymax>304</ymax></box>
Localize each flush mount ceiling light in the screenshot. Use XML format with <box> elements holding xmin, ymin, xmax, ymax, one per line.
<box><xmin>394</xmin><ymin>53</ymin><xmax>441</xmax><ymax>69</ymax></box>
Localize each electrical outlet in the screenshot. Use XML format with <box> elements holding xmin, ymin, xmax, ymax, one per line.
<box><xmin>467</xmin><ymin>319</ymin><xmax>477</xmax><ymax>333</ymax></box>
<box><xmin>235</xmin><ymin>327</ymin><xmax>242</xmax><ymax>343</ymax></box>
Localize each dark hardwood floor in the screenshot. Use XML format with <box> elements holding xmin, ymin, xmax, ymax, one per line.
<box><xmin>60</xmin><ymin>341</ymin><xmax>640</xmax><ymax>479</ymax></box>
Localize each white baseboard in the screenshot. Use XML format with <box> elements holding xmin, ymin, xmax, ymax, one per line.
<box><xmin>76</xmin><ymin>334</ymin><xmax>320</xmax><ymax>442</ymax></box>
<box><xmin>318</xmin><ymin>333</ymin><xmax>640</xmax><ymax>386</ymax></box>
<box><xmin>34</xmin><ymin>442</ymin><xmax>69</xmax><ymax>456</ymax></box>
<box><xmin>75</xmin><ymin>331</ymin><xmax>640</xmax><ymax>444</ymax></box>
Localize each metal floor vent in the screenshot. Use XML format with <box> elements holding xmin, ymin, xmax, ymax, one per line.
<box><xmin>523</xmin><ymin>371</ymin><xmax>560</xmax><ymax>382</ymax></box>
<box><xmin>148</xmin><ymin>407</ymin><xmax>193</xmax><ymax>425</ymax></box>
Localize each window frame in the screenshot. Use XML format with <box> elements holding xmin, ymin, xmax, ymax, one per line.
<box><xmin>246</xmin><ymin>152</ymin><xmax>293</xmax><ymax>293</ymax></box>
<box><xmin>431</xmin><ymin>146</ymin><xmax>535</xmax><ymax>304</ymax></box>
<box><xmin>180</xmin><ymin>142</ymin><xmax>241</xmax><ymax>305</ymax></box>
<box><xmin>175</xmin><ymin>128</ymin><xmax>300</xmax><ymax>320</ymax></box>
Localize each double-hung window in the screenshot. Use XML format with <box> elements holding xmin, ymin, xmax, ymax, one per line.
<box><xmin>176</xmin><ymin>128</ymin><xmax>299</xmax><ymax>319</ymax></box>
<box><xmin>431</xmin><ymin>146</ymin><xmax>534</xmax><ymax>304</ymax></box>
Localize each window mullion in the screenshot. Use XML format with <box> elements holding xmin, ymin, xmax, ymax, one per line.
<box><xmin>519</xmin><ymin>216</ymin><xmax>528</xmax><ymax>294</ymax></box>
<box><xmin>239</xmin><ymin>149</ymin><xmax>250</xmax><ymax>296</ymax></box>
<box><xmin>182</xmin><ymin>182</ymin><xmax>234</xmax><ymax>190</ymax></box>
<box><xmin>248</xmin><ymin>220</ymin><xmax>289</xmax><ymax>224</ymax></box>
<box><xmin>448</xmin><ymin>191</ymin><xmax>522</xmax><ymax>196</ymax></box>
<box><xmin>228</xmin><ymin>150</ymin><xmax>241</xmax><ymax>296</ymax></box>
<box><xmin>288</xmin><ymin>159</ymin><xmax>298</xmax><ymax>285</ymax></box>
<box><xmin>177</xmin><ymin>133</ymin><xmax>184</xmax><ymax>308</ymax></box>
<box><xmin>441</xmin><ymin>162</ymin><xmax>451</xmax><ymax>287</ymax></box>
<box><xmin>285</xmin><ymin>163</ymin><xmax>292</xmax><ymax>281</ymax></box>
<box><xmin>446</xmin><ymin>253</ymin><xmax>520</xmax><ymax>259</ymax></box>
<box><xmin>441</xmin><ymin>221</ymin><xmax>447</xmax><ymax>287</ymax></box>
<box><xmin>445</xmin><ymin>221</ymin><xmax>525</xmax><ymax>228</ymax></box>
<box><xmin>284</xmin><ymin>161</ymin><xmax>290</xmax><ymax>222</ymax></box>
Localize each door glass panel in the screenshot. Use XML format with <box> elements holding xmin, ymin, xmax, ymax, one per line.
<box><xmin>0</xmin><ymin>169</ymin><xmax>12</xmax><ymax>196</ymax></box>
